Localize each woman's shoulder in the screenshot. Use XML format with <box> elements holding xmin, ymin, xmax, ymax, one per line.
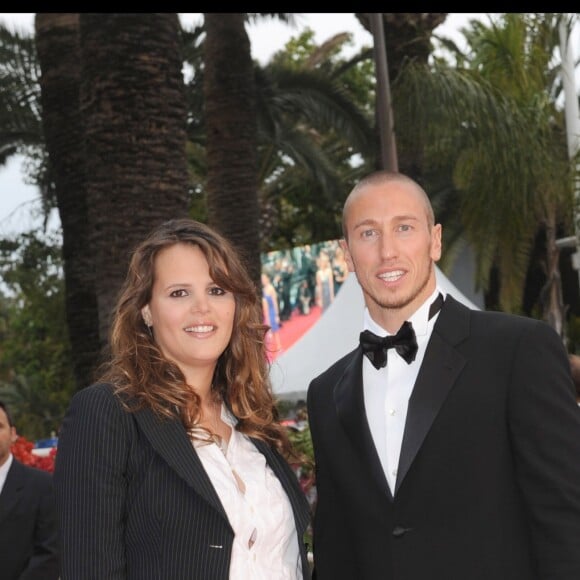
<box><xmin>70</xmin><ymin>382</ymin><xmax>125</xmax><ymax>413</ymax></box>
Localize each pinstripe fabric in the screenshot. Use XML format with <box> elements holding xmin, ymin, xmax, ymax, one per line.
<box><xmin>53</xmin><ymin>383</ymin><xmax>311</xmax><ymax>579</ymax></box>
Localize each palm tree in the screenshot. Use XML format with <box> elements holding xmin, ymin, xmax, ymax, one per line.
<box><xmin>0</xmin><ymin>24</ymin><xmax>42</xmax><ymax>165</ymax></box>
<box><xmin>202</xmin><ymin>13</ymin><xmax>262</xmax><ymax>288</ymax></box>
<box><xmin>187</xmin><ymin>21</ymin><xmax>376</xmax><ymax>251</ymax></box>
<box><xmin>355</xmin><ymin>13</ymin><xmax>448</xmax><ymax>173</ymax></box>
<box><xmin>35</xmin><ymin>13</ymin><xmax>100</xmax><ymax>389</ymax></box>
<box><xmin>78</xmin><ymin>13</ymin><xmax>190</xmax><ymax>344</ymax></box>
<box><xmin>393</xmin><ymin>13</ymin><xmax>575</xmax><ymax>334</ymax></box>
<box><xmin>254</xmin><ymin>60</ymin><xmax>375</xmax><ymax>249</ymax></box>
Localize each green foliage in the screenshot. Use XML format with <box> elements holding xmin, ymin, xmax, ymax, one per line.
<box><xmin>254</xmin><ymin>29</ymin><xmax>376</xmax><ymax>250</ymax></box>
<box><xmin>180</xmin><ymin>20</ymin><xmax>376</xmax><ymax>251</ymax></box>
<box><xmin>287</xmin><ymin>422</ymin><xmax>314</xmax><ymax>468</ymax></box>
<box><xmin>395</xmin><ymin>13</ymin><xmax>576</xmax><ymax>315</ymax></box>
<box><xmin>0</xmin><ymin>231</ymin><xmax>74</xmax><ymax>440</ymax></box>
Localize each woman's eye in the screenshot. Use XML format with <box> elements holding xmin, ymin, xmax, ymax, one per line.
<box><xmin>170</xmin><ymin>289</ymin><xmax>188</xmax><ymax>298</ymax></box>
<box><xmin>209</xmin><ymin>286</ymin><xmax>226</xmax><ymax>296</ymax></box>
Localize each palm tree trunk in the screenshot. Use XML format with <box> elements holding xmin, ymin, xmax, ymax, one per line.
<box><xmin>35</xmin><ymin>13</ymin><xmax>101</xmax><ymax>389</ymax></box>
<box><xmin>541</xmin><ymin>211</ymin><xmax>567</xmax><ymax>341</ymax></box>
<box><xmin>79</xmin><ymin>13</ymin><xmax>190</xmax><ymax>343</ymax></box>
<box><xmin>203</xmin><ymin>13</ymin><xmax>261</xmax><ymax>290</ymax></box>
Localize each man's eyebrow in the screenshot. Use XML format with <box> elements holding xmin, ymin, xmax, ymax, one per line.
<box><xmin>352</xmin><ymin>218</ymin><xmax>378</xmax><ymax>229</ymax></box>
<box><xmin>353</xmin><ymin>215</ymin><xmax>420</xmax><ymax>229</ymax></box>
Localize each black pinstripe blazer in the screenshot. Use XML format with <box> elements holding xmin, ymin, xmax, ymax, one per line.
<box><xmin>53</xmin><ymin>383</ymin><xmax>311</xmax><ymax>579</ymax></box>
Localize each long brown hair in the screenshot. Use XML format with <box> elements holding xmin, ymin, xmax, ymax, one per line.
<box><xmin>99</xmin><ymin>218</ymin><xmax>292</xmax><ymax>455</ymax></box>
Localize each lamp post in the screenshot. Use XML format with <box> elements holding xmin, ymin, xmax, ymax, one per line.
<box><xmin>369</xmin><ymin>13</ymin><xmax>398</xmax><ymax>172</ymax></box>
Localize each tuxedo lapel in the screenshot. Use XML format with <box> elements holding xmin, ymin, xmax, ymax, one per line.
<box><xmin>334</xmin><ymin>349</ymin><xmax>392</xmax><ymax>498</ymax></box>
<box><xmin>0</xmin><ymin>460</ymin><xmax>24</xmax><ymax>526</ymax></box>
<box><xmin>395</xmin><ymin>295</ymin><xmax>469</xmax><ymax>494</ymax></box>
<box><xmin>133</xmin><ymin>407</ymin><xmax>227</xmax><ymax>518</ymax></box>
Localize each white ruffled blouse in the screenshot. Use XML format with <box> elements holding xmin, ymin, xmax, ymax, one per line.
<box><xmin>193</xmin><ymin>406</ymin><xmax>302</xmax><ymax>579</ymax></box>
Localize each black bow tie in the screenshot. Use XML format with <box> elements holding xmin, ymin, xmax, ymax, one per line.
<box><xmin>360</xmin><ymin>293</ymin><xmax>444</xmax><ymax>370</ymax></box>
<box><xmin>360</xmin><ymin>322</ymin><xmax>417</xmax><ymax>369</ymax></box>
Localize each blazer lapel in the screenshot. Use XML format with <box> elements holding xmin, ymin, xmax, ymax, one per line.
<box><xmin>133</xmin><ymin>407</ymin><xmax>227</xmax><ymax>518</ymax></box>
<box><xmin>395</xmin><ymin>295</ymin><xmax>469</xmax><ymax>494</ymax></box>
<box><xmin>252</xmin><ymin>438</ymin><xmax>310</xmax><ymax>537</ymax></box>
<box><xmin>334</xmin><ymin>349</ymin><xmax>392</xmax><ymax>498</ymax></box>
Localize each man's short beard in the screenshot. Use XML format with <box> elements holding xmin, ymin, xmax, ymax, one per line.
<box><xmin>363</xmin><ymin>264</ymin><xmax>432</xmax><ymax>312</ymax></box>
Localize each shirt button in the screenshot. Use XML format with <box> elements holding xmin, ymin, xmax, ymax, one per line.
<box><xmin>392</xmin><ymin>526</ymin><xmax>411</xmax><ymax>538</ymax></box>
<box><xmin>388</xmin><ymin>409</ymin><xmax>396</xmax><ymax>416</ymax></box>
<box><xmin>392</xmin><ymin>469</ymin><xmax>398</xmax><ymax>477</ymax></box>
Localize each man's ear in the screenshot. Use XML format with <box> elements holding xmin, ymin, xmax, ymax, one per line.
<box><xmin>141</xmin><ymin>305</ymin><xmax>153</xmax><ymax>327</ymax></box>
<box><xmin>340</xmin><ymin>239</ymin><xmax>355</xmax><ymax>273</ymax></box>
<box><xmin>431</xmin><ymin>224</ymin><xmax>442</xmax><ymax>262</ymax></box>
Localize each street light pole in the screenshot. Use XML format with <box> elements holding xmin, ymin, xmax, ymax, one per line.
<box><xmin>370</xmin><ymin>13</ymin><xmax>398</xmax><ymax>172</ymax></box>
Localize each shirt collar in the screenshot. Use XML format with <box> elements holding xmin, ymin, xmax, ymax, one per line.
<box><xmin>364</xmin><ymin>286</ymin><xmax>445</xmax><ymax>338</ymax></box>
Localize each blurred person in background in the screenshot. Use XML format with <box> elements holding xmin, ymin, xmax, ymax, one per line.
<box><xmin>262</xmin><ymin>271</ymin><xmax>283</xmax><ymax>354</ymax></box>
<box><xmin>315</xmin><ymin>250</ymin><xmax>335</xmax><ymax>312</ymax></box>
<box><xmin>0</xmin><ymin>400</ymin><xmax>59</xmax><ymax>580</ymax></box>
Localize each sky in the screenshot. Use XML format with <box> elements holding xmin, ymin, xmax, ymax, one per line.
<box><xmin>0</xmin><ymin>12</ymin><xmax>541</xmax><ymax>236</ymax></box>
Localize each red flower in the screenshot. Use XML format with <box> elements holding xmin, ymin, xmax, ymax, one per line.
<box><xmin>11</xmin><ymin>436</ymin><xmax>56</xmax><ymax>473</ymax></box>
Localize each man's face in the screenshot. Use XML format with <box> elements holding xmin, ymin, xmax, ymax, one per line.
<box><xmin>341</xmin><ymin>180</ymin><xmax>441</xmax><ymax>326</ymax></box>
<box><xmin>0</xmin><ymin>407</ymin><xmax>17</xmax><ymax>467</ymax></box>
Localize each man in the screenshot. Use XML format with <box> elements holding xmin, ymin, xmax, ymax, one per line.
<box><xmin>0</xmin><ymin>401</ymin><xmax>59</xmax><ymax>579</ymax></box>
<box><xmin>307</xmin><ymin>171</ymin><xmax>580</xmax><ymax>579</ymax></box>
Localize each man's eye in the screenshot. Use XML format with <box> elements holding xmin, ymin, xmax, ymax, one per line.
<box><xmin>398</xmin><ymin>224</ymin><xmax>412</xmax><ymax>232</ymax></box>
<box><xmin>361</xmin><ymin>229</ymin><xmax>377</xmax><ymax>238</ymax></box>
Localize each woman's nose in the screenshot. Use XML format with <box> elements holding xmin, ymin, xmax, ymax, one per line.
<box><xmin>190</xmin><ymin>293</ymin><xmax>210</xmax><ymax>313</ymax></box>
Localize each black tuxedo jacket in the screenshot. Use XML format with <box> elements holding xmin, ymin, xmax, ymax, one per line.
<box><xmin>307</xmin><ymin>295</ymin><xmax>580</xmax><ymax>579</ymax></box>
<box><xmin>0</xmin><ymin>458</ymin><xmax>60</xmax><ymax>580</ymax></box>
<box><xmin>54</xmin><ymin>382</ymin><xmax>311</xmax><ymax>579</ymax></box>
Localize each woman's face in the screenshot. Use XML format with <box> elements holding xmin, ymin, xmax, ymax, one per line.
<box><xmin>141</xmin><ymin>243</ymin><xmax>235</xmax><ymax>383</ymax></box>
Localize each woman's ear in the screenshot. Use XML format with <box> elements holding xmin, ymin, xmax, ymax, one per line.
<box><xmin>141</xmin><ymin>305</ymin><xmax>153</xmax><ymax>327</ymax></box>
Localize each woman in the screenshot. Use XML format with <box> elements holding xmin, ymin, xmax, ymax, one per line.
<box><xmin>332</xmin><ymin>246</ymin><xmax>348</xmax><ymax>294</ymax></box>
<box><xmin>315</xmin><ymin>250</ymin><xmax>334</xmax><ymax>311</ymax></box>
<box><xmin>53</xmin><ymin>218</ymin><xmax>311</xmax><ymax>579</ymax></box>
<box><xmin>261</xmin><ymin>271</ymin><xmax>282</xmax><ymax>355</ymax></box>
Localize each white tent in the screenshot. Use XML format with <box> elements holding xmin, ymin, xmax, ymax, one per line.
<box><xmin>269</xmin><ymin>267</ymin><xmax>479</xmax><ymax>400</ymax></box>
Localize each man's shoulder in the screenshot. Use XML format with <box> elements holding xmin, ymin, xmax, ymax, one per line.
<box><xmin>10</xmin><ymin>458</ymin><xmax>52</xmax><ymax>485</ymax></box>
<box><xmin>470</xmin><ymin>304</ymin><xmax>546</xmax><ymax>331</ymax></box>
<box><xmin>445</xmin><ymin>294</ymin><xmax>544</xmax><ymax>330</ymax></box>
<box><xmin>309</xmin><ymin>346</ymin><xmax>359</xmax><ymax>387</ymax></box>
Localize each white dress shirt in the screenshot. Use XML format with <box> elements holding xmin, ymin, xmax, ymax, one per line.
<box><xmin>0</xmin><ymin>453</ymin><xmax>13</xmax><ymax>495</ymax></box>
<box><xmin>363</xmin><ymin>288</ymin><xmax>445</xmax><ymax>494</ymax></box>
<box><xmin>194</xmin><ymin>406</ymin><xmax>302</xmax><ymax>580</ymax></box>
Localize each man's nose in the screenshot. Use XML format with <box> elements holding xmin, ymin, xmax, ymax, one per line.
<box><xmin>379</xmin><ymin>232</ymin><xmax>397</xmax><ymax>259</ymax></box>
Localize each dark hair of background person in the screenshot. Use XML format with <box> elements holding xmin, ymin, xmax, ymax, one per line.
<box><xmin>0</xmin><ymin>400</ymin><xmax>14</xmax><ymax>427</ymax></box>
